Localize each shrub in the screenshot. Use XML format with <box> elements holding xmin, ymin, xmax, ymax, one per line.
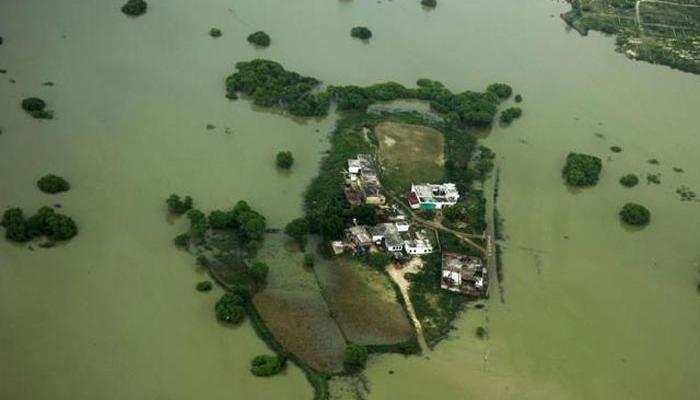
<box><xmin>647</xmin><ymin>173</ymin><xmax>661</xmax><ymax>184</ymax></box>
<box><xmin>421</xmin><ymin>0</ymin><xmax>437</xmax><ymax>7</ymax></box>
<box><xmin>476</xmin><ymin>326</ymin><xmax>488</xmax><ymax>339</ymax></box>
<box><xmin>514</xmin><ymin>94</ymin><xmax>523</xmax><ymax>102</ymax></box>
<box><xmin>285</xmin><ymin>217</ymin><xmax>309</xmax><ymax>248</ymax></box>
<box><xmin>619</xmin><ymin>203</ymin><xmax>650</xmax><ymax>226</ymax></box>
<box><xmin>619</xmin><ymin>174</ymin><xmax>639</xmax><ymax>187</ymax></box>
<box><xmin>610</xmin><ymin>145</ymin><xmax>622</xmax><ymax>153</ymax></box>
<box><xmin>196</xmin><ymin>254</ymin><xmax>209</xmax><ymax>267</ymax></box>
<box><xmin>215</xmin><ymin>292</ymin><xmax>246</xmax><ymax>324</ymax></box>
<box><xmin>21</xmin><ymin>97</ymin><xmax>53</xmax><ymax>119</ymax></box>
<box><xmin>121</xmin><ymin>0</ymin><xmax>147</xmax><ymax>16</ymax></box>
<box><xmin>250</xmin><ymin>355</ymin><xmax>284</xmax><ymax>377</ymax></box>
<box><xmin>174</xmin><ymin>233</ymin><xmax>190</xmax><ymax>247</ymax></box>
<box><xmin>365</xmin><ymin>252</ymin><xmax>391</xmax><ymax>269</ymax></box>
<box><xmin>166</xmin><ymin>194</ymin><xmax>193</xmax><ymax>215</ymax></box>
<box><xmin>196</xmin><ymin>281</ymin><xmax>213</xmax><ymax>292</ymax></box>
<box><xmin>276</xmin><ymin>151</ymin><xmax>294</xmax><ymax>169</ymax></box>
<box><xmin>303</xmin><ymin>252</ymin><xmax>315</xmax><ymax>267</ymax></box>
<box><xmin>499</xmin><ymin>107</ymin><xmax>522</xmax><ymax>124</ymax></box>
<box><xmin>37</xmin><ymin>174</ymin><xmax>70</xmax><ymax>194</ymax></box>
<box><xmin>562</xmin><ymin>152</ymin><xmax>602</xmax><ymax>187</ymax></box>
<box><xmin>344</xmin><ymin>343</ymin><xmax>368</xmax><ymax>370</ymax></box>
<box><xmin>209</xmin><ymin>28</ymin><xmax>222</xmax><ymax>38</ymax></box>
<box><xmin>350</xmin><ymin>26</ymin><xmax>372</xmax><ymax>40</ymax></box>
<box><xmin>247</xmin><ymin>31</ymin><xmax>271</xmax><ymax>47</ymax></box>
<box><xmin>249</xmin><ymin>261</ymin><xmax>269</xmax><ymax>285</ymax></box>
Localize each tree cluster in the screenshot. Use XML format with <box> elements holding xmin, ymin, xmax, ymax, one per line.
<box><xmin>37</xmin><ymin>174</ymin><xmax>70</xmax><ymax>194</ymax></box>
<box><xmin>619</xmin><ymin>174</ymin><xmax>639</xmax><ymax>187</ymax></box>
<box><xmin>487</xmin><ymin>83</ymin><xmax>513</xmax><ymax>99</ymax></box>
<box><xmin>249</xmin><ymin>261</ymin><xmax>269</xmax><ymax>285</ymax></box>
<box><xmin>344</xmin><ymin>343</ymin><xmax>368</xmax><ymax>370</ymax></box>
<box><xmin>247</xmin><ymin>31</ymin><xmax>271</xmax><ymax>47</ymax></box>
<box><xmin>619</xmin><ymin>203</ymin><xmax>650</xmax><ymax>226</ymax></box>
<box><xmin>276</xmin><ymin>151</ymin><xmax>294</xmax><ymax>169</ymax></box>
<box><xmin>166</xmin><ymin>194</ymin><xmax>193</xmax><ymax>215</ymax></box>
<box><xmin>215</xmin><ymin>291</ymin><xmax>247</xmax><ymax>324</ymax></box>
<box><xmin>1</xmin><ymin>206</ymin><xmax>78</xmax><ymax>243</ymax></box>
<box><xmin>206</xmin><ymin>200</ymin><xmax>267</xmax><ymax>241</ymax></box>
<box><xmin>225</xmin><ymin>59</ymin><xmax>329</xmax><ymax>117</ymax></box>
<box><xmin>562</xmin><ymin>152</ymin><xmax>602</xmax><ymax>187</ymax></box>
<box><xmin>21</xmin><ymin>97</ymin><xmax>53</xmax><ymax>119</ymax></box>
<box><xmin>121</xmin><ymin>0</ymin><xmax>147</xmax><ymax>16</ymax></box>
<box><xmin>499</xmin><ymin>107</ymin><xmax>522</xmax><ymax>124</ymax></box>
<box><xmin>350</xmin><ymin>26</ymin><xmax>372</xmax><ymax>40</ymax></box>
<box><xmin>250</xmin><ymin>354</ymin><xmax>285</xmax><ymax>377</ymax></box>
<box><xmin>284</xmin><ymin>217</ymin><xmax>309</xmax><ymax>248</ymax></box>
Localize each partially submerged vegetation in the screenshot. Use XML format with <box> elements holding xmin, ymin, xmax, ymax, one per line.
<box><xmin>21</xmin><ymin>97</ymin><xmax>53</xmax><ymax>119</ymax></box>
<box><xmin>276</xmin><ymin>151</ymin><xmax>294</xmax><ymax>169</ymax></box>
<box><xmin>247</xmin><ymin>31</ymin><xmax>271</xmax><ymax>47</ymax></box>
<box><xmin>620</xmin><ymin>173</ymin><xmax>639</xmax><ymax>187</ymax></box>
<box><xmin>620</xmin><ymin>202</ymin><xmax>651</xmax><ymax>226</ymax></box>
<box><xmin>562</xmin><ymin>152</ymin><xmax>602</xmax><ymax>187</ymax></box>
<box><xmin>2</xmin><ymin>206</ymin><xmax>78</xmax><ymax>244</ymax></box>
<box><xmin>37</xmin><ymin>174</ymin><xmax>70</xmax><ymax>194</ymax></box>
<box><xmin>166</xmin><ymin>194</ymin><xmax>193</xmax><ymax>215</ymax></box>
<box><xmin>350</xmin><ymin>26</ymin><xmax>372</xmax><ymax>40</ymax></box>
<box><xmin>562</xmin><ymin>0</ymin><xmax>700</xmax><ymax>74</ymax></box>
<box><xmin>209</xmin><ymin>28</ymin><xmax>222</xmax><ymax>38</ymax></box>
<box><xmin>421</xmin><ymin>0</ymin><xmax>437</xmax><ymax>8</ymax></box>
<box><xmin>499</xmin><ymin>107</ymin><xmax>522</xmax><ymax>124</ymax></box>
<box><xmin>250</xmin><ymin>354</ymin><xmax>286</xmax><ymax>377</ymax></box>
<box><xmin>121</xmin><ymin>0</ymin><xmax>147</xmax><ymax>17</ymax></box>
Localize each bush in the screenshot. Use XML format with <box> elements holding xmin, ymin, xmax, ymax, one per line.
<box><xmin>365</xmin><ymin>252</ymin><xmax>391</xmax><ymax>269</ymax></box>
<box><xmin>37</xmin><ymin>174</ymin><xmax>70</xmax><ymax>194</ymax></box>
<box><xmin>619</xmin><ymin>203</ymin><xmax>650</xmax><ymax>226</ymax></box>
<box><xmin>610</xmin><ymin>145</ymin><xmax>622</xmax><ymax>153</ymax></box>
<box><xmin>166</xmin><ymin>194</ymin><xmax>193</xmax><ymax>215</ymax></box>
<box><xmin>344</xmin><ymin>343</ymin><xmax>369</xmax><ymax>370</ymax></box>
<box><xmin>209</xmin><ymin>28</ymin><xmax>222</xmax><ymax>38</ymax></box>
<box><xmin>21</xmin><ymin>97</ymin><xmax>53</xmax><ymax>119</ymax></box>
<box><xmin>215</xmin><ymin>292</ymin><xmax>246</xmax><ymax>324</ymax></box>
<box><xmin>250</xmin><ymin>354</ymin><xmax>284</xmax><ymax>377</ymax></box>
<box><xmin>619</xmin><ymin>174</ymin><xmax>639</xmax><ymax>187</ymax></box>
<box><xmin>350</xmin><ymin>26</ymin><xmax>372</xmax><ymax>40</ymax></box>
<box><xmin>514</xmin><ymin>94</ymin><xmax>523</xmax><ymax>102</ymax></box>
<box><xmin>476</xmin><ymin>326</ymin><xmax>488</xmax><ymax>339</ymax></box>
<box><xmin>276</xmin><ymin>151</ymin><xmax>294</xmax><ymax>169</ymax></box>
<box><xmin>499</xmin><ymin>107</ymin><xmax>522</xmax><ymax>124</ymax></box>
<box><xmin>421</xmin><ymin>0</ymin><xmax>437</xmax><ymax>7</ymax></box>
<box><xmin>247</xmin><ymin>31</ymin><xmax>271</xmax><ymax>47</ymax></box>
<box><xmin>174</xmin><ymin>233</ymin><xmax>190</xmax><ymax>247</ymax></box>
<box><xmin>196</xmin><ymin>281</ymin><xmax>213</xmax><ymax>292</ymax></box>
<box><xmin>303</xmin><ymin>252</ymin><xmax>315</xmax><ymax>267</ymax></box>
<box><xmin>249</xmin><ymin>261</ymin><xmax>269</xmax><ymax>285</ymax></box>
<box><xmin>562</xmin><ymin>152</ymin><xmax>602</xmax><ymax>187</ymax></box>
<box><xmin>121</xmin><ymin>0</ymin><xmax>147</xmax><ymax>16</ymax></box>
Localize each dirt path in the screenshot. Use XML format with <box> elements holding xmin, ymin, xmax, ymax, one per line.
<box><xmin>386</xmin><ymin>260</ymin><xmax>429</xmax><ymax>352</ymax></box>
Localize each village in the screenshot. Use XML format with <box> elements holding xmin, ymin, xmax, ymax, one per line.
<box><xmin>331</xmin><ymin>153</ymin><xmax>488</xmax><ymax>298</ymax></box>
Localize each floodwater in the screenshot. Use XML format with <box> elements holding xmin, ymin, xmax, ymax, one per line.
<box><xmin>1</xmin><ymin>0</ymin><xmax>699</xmax><ymax>399</ymax></box>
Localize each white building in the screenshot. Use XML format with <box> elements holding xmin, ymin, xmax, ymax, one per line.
<box><xmin>408</xmin><ymin>183</ymin><xmax>460</xmax><ymax>210</ymax></box>
<box><xmin>369</xmin><ymin>223</ymin><xmax>404</xmax><ymax>253</ymax></box>
<box><xmin>404</xmin><ymin>238</ymin><xmax>433</xmax><ymax>255</ymax></box>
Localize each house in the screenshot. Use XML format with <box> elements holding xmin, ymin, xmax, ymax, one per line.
<box><xmin>362</xmin><ymin>184</ymin><xmax>386</xmax><ymax>206</ymax></box>
<box><xmin>343</xmin><ymin>185</ymin><xmax>364</xmax><ymax>207</ymax></box>
<box><xmin>404</xmin><ymin>238</ymin><xmax>433</xmax><ymax>255</ymax></box>
<box><xmin>345</xmin><ymin>226</ymin><xmax>373</xmax><ymax>254</ymax></box>
<box><xmin>369</xmin><ymin>223</ymin><xmax>404</xmax><ymax>253</ymax></box>
<box><xmin>394</xmin><ymin>221</ymin><xmax>410</xmax><ymax>233</ymax></box>
<box><xmin>408</xmin><ymin>183</ymin><xmax>460</xmax><ymax>210</ymax></box>
<box><xmin>330</xmin><ymin>241</ymin><xmax>346</xmax><ymax>255</ymax></box>
<box><xmin>441</xmin><ymin>252</ymin><xmax>487</xmax><ymax>297</ymax></box>
<box><xmin>345</xmin><ymin>154</ymin><xmax>387</xmax><ymax>206</ymax></box>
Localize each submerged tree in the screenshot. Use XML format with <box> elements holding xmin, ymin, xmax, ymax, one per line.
<box><xmin>562</xmin><ymin>152</ymin><xmax>602</xmax><ymax>187</ymax></box>
<box><xmin>121</xmin><ymin>0</ymin><xmax>147</xmax><ymax>16</ymax></box>
<box><xmin>276</xmin><ymin>151</ymin><xmax>294</xmax><ymax>169</ymax></box>
<box><xmin>350</xmin><ymin>26</ymin><xmax>372</xmax><ymax>40</ymax></box>
<box><xmin>215</xmin><ymin>292</ymin><xmax>246</xmax><ymax>324</ymax></box>
<box><xmin>21</xmin><ymin>97</ymin><xmax>53</xmax><ymax>119</ymax></box>
<box><xmin>619</xmin><ymin>203</ymin><xmax>650</xmax><ymax>226</ymax></box>
<box><xmin>166</xmin><ymin>194</ymin><xmax>193</xmax><ymax>215</ymax></box>
<box><xmin>421</xmin><ymin>0</ymin><xmax>437</xmax><ymax>8</ymax></box>
<box><xmin>209</xmin><ymin>28</ymin><xmax>222</xmax><ymax>38</ymax></box>
<box><xmin>500</xmin><ymin>107</ymin><xmax>522</xmax><ymax>124</ymax></box>
<box><xmin>247</xmin><ymin>31</ymin><xmax>271</xmax><ymax>47</ymax></box>
<box><xmin>37</xmin><ymin>174</ymin><xmax>70</xmax><ymax>194</ymax></box>
<box><xmin>619</xmin><ymin>174</ymin><xmax>639</xmax><ymax>187</ymax></box>
<box><xmin>250</xmin><ymin>354</ymin><xmax>285</xmax><ymax>377</ymax></box>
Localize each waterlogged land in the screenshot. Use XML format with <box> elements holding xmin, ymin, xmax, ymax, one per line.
<box><xmin>562</xmin><ymin>0</ymin><xmax>700</xmax><ymax>73</ymax></box>
<box><xmin>1</xmin><ymin>1</ymin><xmax>700</xmax><ymax>400</ymax></box>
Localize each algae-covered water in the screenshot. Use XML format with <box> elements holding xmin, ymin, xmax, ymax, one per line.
<box><xmin>1</xmin><ymin>0</ymin><xmax>699</xmax><ymax>399</ymax></box>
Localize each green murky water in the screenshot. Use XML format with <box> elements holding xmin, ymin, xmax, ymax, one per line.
<box><xmin>1</xmin><ymin>0</ymin><xmax>698</xmax><ymax>399</ymax></box>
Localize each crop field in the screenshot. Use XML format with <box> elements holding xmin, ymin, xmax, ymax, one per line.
<box><xmin>315</xmin><ymin>257</ymin><xmax>415</xmax><ymax>346</ymax></box>
<box><xmin>375</xmin><ymin>121</ymin><xmax>445</xmax><ymax>192</ymax></box>
<box><xmin>562</xmin><ymin>0</ymin><xmax>700</xmax><ymax>74</ymax></box>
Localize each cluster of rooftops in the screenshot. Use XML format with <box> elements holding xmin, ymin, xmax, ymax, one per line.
<box><xmin>335</xmin><ymin>154</ymin><xmax>487</xmax><ymax>297</ymax></box>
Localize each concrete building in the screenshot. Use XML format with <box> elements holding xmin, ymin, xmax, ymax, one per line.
<box><xmin>345</xmin><ymin>226</ymin><xmax>373</xmax><ymax>254</ymax></box>
<box><xmin>344</xmin><ymin>154</ymin><xmax>387</xmax><ymax>206</ymax></box>
<box><xmin>408</xmin><ymin>183</ymin><xmax>460</xmax><ymax>210</ymax></box>
<box><xmin>441</xmin><ymin>252</ymin><xmax>486</xmax><ymax>297</ymax></box>
<box><xmin>369</xmin><ymin>223</ymin><xmax>404</xmax><ymax>253</ymax></box>
<box><xmin>404</xmin><ymin>238</ymin><xmax>433</xmax><ymax>255</ymax></box>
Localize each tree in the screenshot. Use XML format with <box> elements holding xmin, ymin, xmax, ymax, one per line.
<box><xmin>562</xmin><ymin>153</ymin><xmax>602</xmax><ymax>187</ymax></box>
<box><xmin>422</xmin><ymin>209</ymin><xmax>436</xmax><ymax>220</ymax></box>
<box><xmin>215</xmin><ymin>292</ymin><xmax>246</xmax><ymax>324</ymax></box>
<box><xmin>487</xmin><ymin>83</ymin><xmax>513</xmax><ymax>99</ymax></box>
<box><xmin>208</xmin><ymin>210</ymin><xmax>234</xmax><ymax>229</ymax></box>
<box><xmin>619</xmin><ymin>203</ymin><xmax>650</xmax><ymax>226</ymax></box>
<box><xmin>365</xmin><ymin>252</ymin><xmax>391</xmax><ymax>269</ymax></box>
<box><xmin>476</xmin><ymin>326</ymin><xmax>488</xmax><ymax>339</ymax></box>
<box><xmin>45</xmin><ymin>213</ymin><xmax>78</xmax><ymax>240</ymax></box>
<box><xmin>421</xmin><ymin>0</ymin><xmax>437</xmax><ymax>8</ymax></box>
<box><xmin>166</xmin><ymin>194</ymin><xmax>193</xmax><ymax>215</ymax></box>
<box><xmin>250</xmin><ymin>354</ymin><xmax>284</xmax><ymax>377</ymax></box>
<box><xmin>319</xmin><ymin>214</ymin><xmax>345</xmax><ymax>240</ymax></box>
<box><xmin>514</xmin><ymin>94</ymin><xmax>523</xmax><ymax>103</ymax></box>
<box><xmin>21</xmin><ymin>97</ymin><xmax>53</xmax><ymax>119</ymax></box>
<box><xmin>121</xmin><ymin>0</ymin><xmax>147</xmax><ymax>16</ymax></box>
<box><xmin>499</xmin><ymin>107</ymin><xmax>522</xmax><ymax>124</ymax></box>
<box><xmin>37</xmin><ymin>174</ymin><xmax>70</xmax><ymax>194</ymax></box>
<box><xmin>303</xmin><ymin>253</ymin><xmax>315</xmax><ymax>268</ymax></box>
<box><xmin>276</xmin><ymin>151</ymin><xmax>294</xmax><ymax>169</ymax></box>
<box><xmin>442</xmin><ymin>205</ymin><xmax>463</xmax><ymax>222</ymax></box>
<box><xmin>247</xmin><ymin>31</ymin><xmax>271</xmax><ymax>47</ymax></box>
<box><xmin>196</xmin><ymin>281</ymin><xmax>213</xmax><ymax>292</ymax></box>
<box><xmin>250</xmin><ymin>262</ymin><xmax>269</xmax><ymax>285</ymax></box>
<box><xmin>284</xmin><ymin>217</ymin><xmax>309</xmax><ymax>248</ymax></box>
<box><xmin>173</xmin><ymin>233</ymin><xmax>190</xmax><ymax>248</ymax></box>
<box><xmin>209</xmin><ymin>28</ymin><xmax>222</xmax><ymax>38</ymax></box>
<box><xmin>351</xmin><ymin>204</ymin><xmax>377</xmax><ymax>225</ymax></box>
<box><xmin>619</xmin><ymin>174</ymin><xmax>639</xmax><ymax>187</ymax></box>
<box><xmin>350</xmin><ymin>26</ymin><xmax>372</xmax><ymax>40</ymax></box>
<box><xmin>344</xmin><ymin>343</ymin><xmax>368</xmax><ymax>370</ymax></box>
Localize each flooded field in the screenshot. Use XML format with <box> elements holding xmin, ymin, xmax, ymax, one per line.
<box><xmin>1</xmin><ymin>0</ymin><xmax>699</xmax><ymax>399</ymax></box>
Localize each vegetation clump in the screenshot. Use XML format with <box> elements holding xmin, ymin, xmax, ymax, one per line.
<box><xmin>499</xmin><ymin>107</ymin><xmax>522</xmax><ymax>124</ymax></box>
<box><xmin>303</xmin><ymin>252</ymin><xmax>315</xmax><ymax>268</ymax></box>
<box><xmin>619</xmin><ymin>203</ymin><xmax>651</xmax><ymax>226</ymax></box>
<box><xmin>619</xmin><ymin>174</ymin><xmax>639</xmax><ymax>187</ymax></box>
<box><xmin>350</xmin><ymin>26</ymin><xmax>372</xmax><ymax>40</ymax></box>
<box><xmin>487</xmin><ymin>83</ymin><xmax>513</xmax><ymax>99</ymax></box>
<box><xmin>344</xmin><ymin>343</ymin><xmax>368</xmax><ymax>370</ymax></box>
<box><xmin>476</xmin><ymin>326</ymin><xmax>488</xmax><ymax>339</ymax></box>
<box><xmin>276</xmin><ymin>151</ymin><xmax>294</xmax><ymax>169</ymax></box>
<box><xmin>209</xmin><ymin>28</ymin><xmax>222</xmax><ymax>38</ymax></box>
<box><xmin>421</xmin><ymin>0</ymin><xmax>437</xmax><ymax>8</ymax></box>
<box><xmin>250</xmin><ymin>354</ymin><xmax>285</xmax><ymax>377</ymax></box>
<box><xmin>249</xmin><ymin>261</ymin><xmax>269</xmax><ymax>285</ymax></box>
<box><xmin>514</xmin><ymin>94</ymin><xmax>523</xmax><ymax>102</ymax></box>
<box><xmin>284</xmin><ymin>217</ymin><xmax>309</xmax><ymax>248</ymax></box>
<box><xmin>610</xmin><ymin>145</ymin><xmax>622</xmax><ymax>153</ymax></box>
<box><xmin>173</xmin><ymin>233</ymin><xmax>190</xmax><ymax>248</ymax></box>
<box><xmin>247</xmin><ymin>31</ymin><xmax>271</xmax><ymax>47</ymax></box>
<box><xmin>37</xmin><ymin>174</ymin><xmax>70</xmax><ymax>194</ymax></box>
<box><xmin>676</xmin><ymin>186</ymin><xmax>697</xmax><ymax>202</ymax></box>
<box><xmin>196</xmin><ymin>281</ymin><xmax>213</xmax><ymax>292</ymax></box>
<box><xmin>225</xmin><ymin>59</ymin><xmax>329</xmax><ymax>117</ymax></box>
<box><xmin>121</xmin><ymin>0</ymin><xmax>147</xmax><ymax>16</ymax></box>
<box><xmin>21</xmin><ymin>97</ymin><xmax>53</xmax><ymax>119</ymax></box>
<box><xmin>166</xmin><ymin>194</ymin><xmax>193</xmax><ymax>215</ymax></box>
<box><xmin>647</xmin><ymin>173</ymin><xmax>661</xmax><ymax>185</ymax></box>
<box><xmin>215</xmin><ymin>291</ymin><xmax>246</xmax><ymax>324</ymax></box>
<box><xmin>562</xmin><ymin>152</ymin><xmax>602</xmax><ymax>187</ymax></box>
<box><xmin>1</xmin><ymin>206</ymin><xmax>78</xmax><ymax>243</ymax></box>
